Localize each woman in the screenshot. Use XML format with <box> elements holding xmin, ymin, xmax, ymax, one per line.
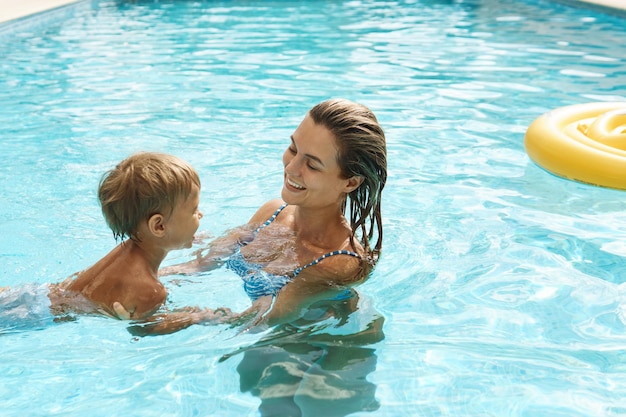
<box><xmin>125</xmin><ymin>98</ymin><xmax>387</xmax><ymax>334</ymax></box>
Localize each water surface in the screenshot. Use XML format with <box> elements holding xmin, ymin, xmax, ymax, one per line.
<box><xmin>1</xmin><ymin>0</ymin><xmax>626</xmax><ymax>415</ymax></box>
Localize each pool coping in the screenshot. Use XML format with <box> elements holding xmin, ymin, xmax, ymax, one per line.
<box><xmin>0</xmin><ymin>0</ymin><xmax>624</xmax><ymax>26</ymax></box>
<box><xmin>553</xmin><ymin>0</ymin><xmax>626</xmax><ymax>17</ymax></box>
<box><xmin>0</xmin><ymin>0</ymin><xmax>83</xmax><ymax>24</ymax></box>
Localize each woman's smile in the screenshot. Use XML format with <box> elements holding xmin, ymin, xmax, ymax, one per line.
<box><xmin>285</xmin><ymin>177</ymin><xmax>305</xmax><ymax>191</ymax></box>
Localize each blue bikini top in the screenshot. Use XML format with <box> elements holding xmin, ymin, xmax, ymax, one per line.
<box><xmin>225</xmin><ymin>203</ymin><xmax>360</xmax><ymax>301</ymax></box>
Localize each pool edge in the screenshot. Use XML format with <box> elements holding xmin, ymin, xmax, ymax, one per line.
<box><xmin>553</xmin><ymin>0</ymin><xmax>626</xmax><ymax>17</ymax></box>
<box><xmin>0</xmin><ymin>0</ymin><xmax>624</xmax><ymax>26</ymax></box>
<box><xmin>0</xmin><ymin>0</ymin><xmax>86</xmax><ymax>24</ymax></box>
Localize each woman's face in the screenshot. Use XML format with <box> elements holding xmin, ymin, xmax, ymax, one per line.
<box><xmin>282</xmin><ymin>114</ymin><xmax>354</xmax><ymax>209</ymax></box>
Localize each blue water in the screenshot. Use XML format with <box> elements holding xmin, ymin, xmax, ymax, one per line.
<box><xmin>1</xmin><ymin>0</ymin><xmax>626</xmax><ymax>415</ymax></box>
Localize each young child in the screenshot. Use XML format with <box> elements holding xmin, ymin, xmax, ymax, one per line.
<box><xmin>1</xmin><ymin>152</ymin><xmax>203</xmax><ymax>330</ymax></box>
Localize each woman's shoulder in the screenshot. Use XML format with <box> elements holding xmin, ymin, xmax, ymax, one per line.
<box><xmin>298</xmin><ymin>249</ymin><xmax>367</xmax><ymax>286</ymax></box>
<box><xmin>247</xmin><ymin>199</ymin><xmax>286</xmax><ymax>225</ymax></box>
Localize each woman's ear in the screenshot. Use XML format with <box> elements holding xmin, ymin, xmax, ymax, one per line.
<box><xmin>147</xmin><ymin>213</ymin><xmax>166</xmax><ymax>238</ymax></box>
<box><xmin>345</xmin><ymin>175</ymin><xmax>364</xmax><ymax>193</ymax></box>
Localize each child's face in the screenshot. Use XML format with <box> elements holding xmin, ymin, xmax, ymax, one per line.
<box><xmin>164</xmin><ymin>185</ymin><xmax>202</xmax><ymax>250</ymax></box>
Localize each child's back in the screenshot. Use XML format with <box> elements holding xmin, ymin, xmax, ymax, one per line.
<box><xmin>62</xmin><ymin>243</ymin><xmax>167</xmax><ymax>318</ymax></box>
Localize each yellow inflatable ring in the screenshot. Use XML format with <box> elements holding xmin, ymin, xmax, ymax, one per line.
<box><xmin>524</xmin><ymin>102</ymin><xmax>626</xmax><ymax>190</ymax></box>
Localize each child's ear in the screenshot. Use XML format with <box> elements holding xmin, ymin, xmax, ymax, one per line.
<box><xmin>345</xmin><ymin>175</ymin><xmax>363</xmax><ymax>193</ymax></box>
<box><xmin>147</xmin><ymin>214</ymin><xmax>166</xmax><ymax>238</ymax></box>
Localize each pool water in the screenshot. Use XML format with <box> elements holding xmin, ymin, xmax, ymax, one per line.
<box><xmin>1</xmin><ymin>0</ymin><xmax>626</xmax><ymax>415</ymax></box>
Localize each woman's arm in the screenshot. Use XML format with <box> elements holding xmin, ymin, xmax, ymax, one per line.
<box><xmin>112</xmin><ymin>302</ymin><xmax>235</xmax><ymax>336</ymax></box>
<box><xmin>159</xmin><ymin>199</ymin><xmax>284</xmax><ymax>276</ymax></box>
<box><xmin>261</xmin><ymin>257</ymin><xmax>366</xmax><ymax>326</ymax></box>
<box><xmin>111</xmin><ymin>298</ymin><xmax>274</xmax><ymax>336</ymax></box>
<box><xmin>159</xmin><ymin>225</ymin><xmax>253</xmax><ymax>276</ymax></box>
<box><xmin>125</xmin><ymin>306</ymin><xmax>233</xmax><ymax>336</ymax></box>
<box><xmin>111</xmin><ymin>261</ymin><xmax>363</xmax><ymax>335</ymax></box>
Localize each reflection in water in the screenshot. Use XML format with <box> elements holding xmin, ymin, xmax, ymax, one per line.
<box><xmin>221</xmin><ymin>290</ymin><xmax>385</xmax><ymax>417</ymax></box>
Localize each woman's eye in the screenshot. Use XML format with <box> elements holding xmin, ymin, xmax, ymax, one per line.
<box><xmin>288</xmin><ymin>146</ymin><xmax>297</xmax><ymax>154</ymax></box>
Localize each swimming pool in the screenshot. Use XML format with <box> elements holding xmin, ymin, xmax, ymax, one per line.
<box><xmin>1</xmin><ymin>0</ymin><xmax>626</xmax><ymax>415</ymax></box>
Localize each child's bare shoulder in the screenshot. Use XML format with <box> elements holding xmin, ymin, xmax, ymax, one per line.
<box><xmin>115</xmin><ymin>276</ymin><xmax>167</xmax><ymax>319</ymax></box>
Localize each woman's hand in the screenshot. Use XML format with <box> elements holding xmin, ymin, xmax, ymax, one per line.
<box><xmin>191</xmin><ymin>307</ymin><xmax>234</xmax><ymax>324</ymax></box>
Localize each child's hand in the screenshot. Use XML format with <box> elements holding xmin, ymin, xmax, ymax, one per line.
<box><xmin>112</xmin><ymin>302</ymin><xmax>132</xmax><ymax>320</ymax></box>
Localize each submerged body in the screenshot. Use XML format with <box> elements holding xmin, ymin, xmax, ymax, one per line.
<box><xmin>1</xmin><ymin>282</ymin><xmax>102</xmax><ymax>333</ymax></box>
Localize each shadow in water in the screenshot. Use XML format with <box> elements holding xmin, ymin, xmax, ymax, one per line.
<box><xmin>221</xmin><ymin>290</ymin><xmax>385</xmax><ymax>417</ymax></box>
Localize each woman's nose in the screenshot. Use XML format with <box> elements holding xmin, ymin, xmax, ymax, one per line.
<box><xmin>284</xmin><ymin>154</ymin><xmax>301</xmax><ymax>173</ymax></box>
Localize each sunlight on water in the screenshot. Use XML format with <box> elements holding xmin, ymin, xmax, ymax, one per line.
<box><xmin>1</xmin><ymin>0</ymin><xmax>626</xmax><ymax>415</ymax></box>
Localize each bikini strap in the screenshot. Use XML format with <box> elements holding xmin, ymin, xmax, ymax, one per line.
<box><xmin>292</xmin><ymin>250</ymin><xmax>361</xmax><ymax>278</ymax></box>
<box><xmin>254</xmin><ymin>203</ymin><xmax>288</xmax><ymax>233</ymax></box>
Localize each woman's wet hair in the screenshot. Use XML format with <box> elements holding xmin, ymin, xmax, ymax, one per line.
<box><xmin>308</xmin><ymin>98</ymin><xmax>387</xmax><ymax>262</ymax></box>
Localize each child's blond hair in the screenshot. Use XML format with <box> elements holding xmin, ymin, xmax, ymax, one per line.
<box><xmin>98</xmin><ymin>152</ymin><xmax>200</xmax><ymax>241</ymax></box>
